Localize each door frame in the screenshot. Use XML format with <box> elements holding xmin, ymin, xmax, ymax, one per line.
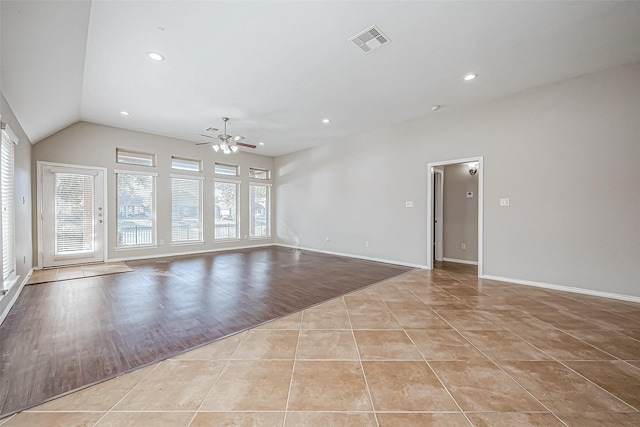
<box><xmin>433</xmin><ymin>167</ymin><xmax>444</xmax><ymax>262</ymax></box>
<box><xmin>426</xmin><ymin>156</ymin><xmax>483</xmax><ymax>277</ymax></box>
<box><xmin>36</xmin><ymin>161</ymin><xmax>109</xmax><ymax>269</ymax></box>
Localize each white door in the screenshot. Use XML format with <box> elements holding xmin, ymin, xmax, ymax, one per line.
<box><xmin>41</xmin><ymin>164</ymin><xmax>105</xmax><ymax>267</ymax></box>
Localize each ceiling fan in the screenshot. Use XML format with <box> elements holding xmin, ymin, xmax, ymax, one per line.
<box><xmin>196</xmin><ymin>117</ymin><xmax>256</xmax><ymax>154</ymax></box>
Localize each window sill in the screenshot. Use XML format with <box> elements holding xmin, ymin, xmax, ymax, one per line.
<box><xmin>249</xmin><ymin>237</ymin><xmax>272</xmax><ymax>241</ymax></box>
<box><xmin>114</xmin><ymin>244</ymin><xmax>159</xmax><ymax>251</ymax></box>
<box><xmin>213</xmin><ymin>238</ymin><xmax>242</xmax><ymax>243</ymax></box>
<box><xmin>170</xmin><ymin>241</ymin><xmax>205</xmax><ymax>247</ymax></box>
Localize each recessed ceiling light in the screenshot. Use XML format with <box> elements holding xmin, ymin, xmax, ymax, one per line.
<box><xmin>259</xmin><ymin>142</ymin><xmax>265</xmax><ymax>146</ymax></box>
<box><xmin>322</xmin><ymin>118</ymin><xmax>331</xmax><ymax>124</ymax></box>
<box><xmin>120</xmin><ymin>111</ymin><xmax>130</xmax><ymax>115</ymax></box>
<box><xmin>463</xmin><ymin>73</ymin><xmax>477</xmax><ymax>81</ymax></box>
<box><xmin>147</xmin><ymin>51</ymin><xmax>165</xmax><ymax>61</ymax></box>
<box><xmin>431</xmin><ymin>105</ymin><xmax>441</xmax><ymax>111</ymax></box>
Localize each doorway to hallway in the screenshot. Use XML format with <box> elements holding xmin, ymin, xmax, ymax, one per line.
<box><xmin>427</xmin><ymin>157</ymin><xmax>483</xmax><ymax>277</ymax></box>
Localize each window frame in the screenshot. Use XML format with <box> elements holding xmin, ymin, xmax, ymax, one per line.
<box><xmin>170</xmin><ymin>174</ymin><xmax>204</xmax><ymax>245</ymax></box>
<box><xmin>249</xmin><ymin>183</ymin><xmax>271</xmax><ymax>240</ymax></box>
<box><xmin>116</xmin><ymin>148</ymin><xmax>156</xmax><ymax>167</ymax></box>
<box><xmin>1</xmin><ymin>121</ymin><xmax>18</xmax><ymax>288</ymax></box>
<box><xmin>249</xmin><ymin>167</ymin><xmax>270</xmax><ymax>180</ymax></box>
<box><xmin>213</xmin><ymin>178</ymin><xmax>241</xmax><ymax>242</ymax></box>
<box><xmin>214</xmin><ymin>162</ymin><xmax>239</xmax><ymax>177</ymax></box>
<box><xmin>115</xmin><ymin>170</ymin><xmax>158</xmax><ymax>249</ymax></box>
<box><xmin>171</xmin><ymin>156</ymin><xmax>202</xmax><ymax>173</ymax></box>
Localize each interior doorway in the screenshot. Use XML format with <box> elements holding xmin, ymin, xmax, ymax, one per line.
<box><xmin>37</xmin><ymin>162</ymin><xmax>107</xmax><ymax>268</ymax></box>
<box><xmin>426</xmin><ymin>156</ymin><xmax>483</xmax><ymax>276</ymax></box>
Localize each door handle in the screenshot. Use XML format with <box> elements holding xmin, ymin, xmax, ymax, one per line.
<box><xmin>98</xmin><ymin>220</ymin><xmax>103</xmax><ymax>224</ymax></box>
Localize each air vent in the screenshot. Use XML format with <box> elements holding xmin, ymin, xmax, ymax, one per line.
<box><xmin>349</xmin><ymin>25</ymin><xmax>390</xmax><ymax>53</ymax></box>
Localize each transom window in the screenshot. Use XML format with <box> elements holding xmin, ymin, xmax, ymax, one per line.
<box><xmin>249</xmin><ymin>167</ymin><xmax>269</xmax><ymax>180</ymax></box>
<box><xmin>171</xmin><ymin>156</ymin><xmax>201</xmax><ymax>172</ymax></box>
<box><xmin>116</xmin><ymin>149</ymin><xmax>155</xmax><ymax>167</ymax></box>
<box><xmin>215</xmin><ymin>163</ymin><xmax>238</xmax><ymax>176</ymax></box>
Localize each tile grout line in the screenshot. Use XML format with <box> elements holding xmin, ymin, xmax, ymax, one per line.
<box><xmin>281</xmin><ymin>311</ymin><xmax>303</xmax><ymax>427</ymax></box>
<box><xmin>85</xmin><ymin>360</ymin><xmax>163</xmax><ymax>426</ymax></box>
<box><xmin>344</xmin><ymin>296</ymin><xmax>380</xmax><ymax>427</ymax></box>
<box><xmin>399</xmin><ymin>287</ymin><xmax>570</xmax><ymax>427</ymax></box>
<box><xmin>185</xmin><ymin>331</ymin><xmax>249</xmax><ymax>426</ymax></box>
<box><xmin>378</xmin><ymin>289</ymin><xmax>475</xmax><ymax>426</ymax></box>
<box><xmin>479</xmin><ymin>312</ymin><xmax>640</xmax><ymax>413</ymax></box>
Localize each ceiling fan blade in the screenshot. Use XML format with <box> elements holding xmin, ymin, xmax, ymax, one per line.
<box><xmin>195</xmin><ymin>142</ymin><xmax>211</xmax><ymax>146</ymax></box>
<box><xmin>232</xmin><ymin>135</ymin><xmax>245</xmax><ymax>142</ymax></box>
<box><xmin>236</xmin><ymin>142</ymin><xmax>256</xmax><ymax>149</ymax></box>
<box><xmin>198</xmin><ymin>133</ymin><xmax>213</xmax><ymax>138</ymax></box>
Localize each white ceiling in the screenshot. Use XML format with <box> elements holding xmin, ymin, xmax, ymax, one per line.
<box><xmin>2</xmin><ymin>1</ymin><xmax>640</xmax><ymax>157</ymax></box>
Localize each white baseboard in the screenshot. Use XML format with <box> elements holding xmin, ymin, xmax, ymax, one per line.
<box><xmin>0</xmin><ymin>268</ymin><xmax>33</xmax><ymax>325</ymax></box>
<box><xmin>109</xmin><ymin>243</ymin><xmax>275</xmax><ymax>263</ymax></box>
<box><xmin>276</xmin><ymin>244</ymin><xmax>427</xmax><ymax>269</ymax></box>
<box><xmin>482</xmin><ymin>274</ymin><xmax>640</xmax><ymax>303</ymax></box>
<box><xmin>442</xmin><ymin>257</ymin><xmax>478</xmax><ymax>266</ymax></box>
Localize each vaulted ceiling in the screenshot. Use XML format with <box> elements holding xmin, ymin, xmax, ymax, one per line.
<box><xmin>2</xmin><ymin>1</ymin><xmax>640</xmax><ymax>156</ymax></box>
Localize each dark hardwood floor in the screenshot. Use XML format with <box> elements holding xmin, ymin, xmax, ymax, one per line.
<box><xmin>0</xmin><ymin>246</ymin><xmax>411</xmax><ymax>417</ymax></box>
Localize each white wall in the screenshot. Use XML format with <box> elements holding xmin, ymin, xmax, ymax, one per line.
<box><xmin>33</xmin><ymin>122</ymin><xmax>275</xmax><ymax>263</ymax></box>
<box><xmin>275</xmin><ymin>61</ymin><xmax>640</xmax><ymax>298</ymax></box>
<box><xmin>443</xmin><ymin>163</ymin><xmax>478</xmax><ymax>262</ymax></box>
<box><xmin>0</xmin><ymin>93</ymin><xmax>33</xmax><ymax>317</ymax></box>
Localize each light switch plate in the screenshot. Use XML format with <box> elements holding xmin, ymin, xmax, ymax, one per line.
<box><xmin>499</xmin><ymin>198</ymin><xmax>510</xmax><ymax>207</ymax></box>
<box><xmin>466</xmin><ymin>192</ymin><xmax>473</xmax><ymax>198</ymax></box>
<box><xmin>405</xmin><ymin>201</ymin><xmax>414</xmax><ymax>208</ymax></box>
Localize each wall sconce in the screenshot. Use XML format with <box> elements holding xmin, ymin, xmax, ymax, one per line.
<box><xmin>468</xmin><ymin>162</ymin><xmax>479</xmax><ymax>176</ymax></box>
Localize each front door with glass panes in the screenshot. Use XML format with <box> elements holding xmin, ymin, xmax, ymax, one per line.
<box><xmin>40</xmin><ymin>163</ymin><xmax>105</xmax><ymax>267</ymax></box>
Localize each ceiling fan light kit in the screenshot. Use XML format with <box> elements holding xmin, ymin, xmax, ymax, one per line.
<box><xmin>196</xmin><ymin>117</ymin><xmax>256</xmax><ymax>154</ymax></box>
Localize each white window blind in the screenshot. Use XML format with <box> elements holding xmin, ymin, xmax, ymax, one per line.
<box><xmin>249</xmin><ymin>184</ymin><xmax>270</xmax><ymax>238</ymax></box>
<box><xmin>116</xmin><ymin>149</ymin><xmax>155</xmax><ymax>167</ymax></box>
<box><xmin>54</xmin><ymin>173</ymin><xmax>95</xmax><ymax>254</ymax></box>
<box><xmin>172</xmin><ymin>156</ymin><xmax>201</xmax><ymax>172</ymax></box>
<box><xmin>214</xmin><ymin>180</ymin><xmax>239</xmax><ymax>240</ymax></box>
<box><xmin>214</xmin><ymin>163</ymin><xmax>238</xmax><ymax>176</ymax></box>
<box><xmin>1</xmin><ymin>125</ymin><xmax>17</xmax><ymax>281</ymax></box>
<box><xmin>171</xmin><ymin>176</ymin><xmax>203</xmax><ymax>243</ymax></box>
<box><xmin>117</xmin><ymin>172</ymin><xmax>156</xmax><ymax>247</ymax></box>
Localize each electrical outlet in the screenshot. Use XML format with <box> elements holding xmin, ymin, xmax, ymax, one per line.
<box><xmin>461</xmin><ymin>243</ymin><xmax>466</xmax><ymax>250</ymax></box>
<box><xmin>365</xmin><ymin>241</ymin><xmax>369</xmax><ymax>247</ymax></box>
<box><xmin>499</xmin><ymin>198</ymin><xmax>510</xmax><ymax>207</ymax></box>
<box><xmin>160</xmin><ymin>239</ymin><xmax>165</xmax><ymax>245</ymax></box>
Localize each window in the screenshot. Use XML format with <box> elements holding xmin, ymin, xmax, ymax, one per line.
<box><xmin>214</xmin><ymin>180</ymin><xmax>239</xmax><ymax>240</ymax></box>
<box><xmin>116</xmin><ymin>149</ymin><xmax>155</xmax><ymax>167</ymax></box>
<box><xmin>54</xmin><ymin>173</ymin><xmax>95</xmax><ymax>254</ymax></box>
<box><xmin>116</xmin><ymin>172</ymin><xmax>156</xmax><ymax>247</ymax></box>
<box><xmin>214</xmin><ymin>163</ymin><xmax>238</xmax><ymax>176</ymax></box>
<box><xmin>249</xmin><ymin>168</ymin><xmax>269</xmax><ymax>180</ymax></box>
<box><xmin>171</xmin><ymin>176</ymin><xmax>203</xmax><ymax>243</ymax></box>
<box><xmin>172</xmin><ymin>156</ymin><xmax>201</xmax><ymax>172</ymax></box>
<box><xmin>1</xmin><ymin>122</ymin><xmax>17</xmax><ymax>283</ymax></box>
<box><xmin>249</xmin><ymin>184</ymin><xmax>270</xmax><ymax>238</ymax></box>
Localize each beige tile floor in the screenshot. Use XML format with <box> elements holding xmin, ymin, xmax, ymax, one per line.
<box><xmin>26</xmin><ymin>262</ymin><xmax>132</xmax><ymax>285</ymax></box>
<box><xmin>3</xmin><ymin>265</ymin><xmax>640</xmax><ymax>426</ymax></box>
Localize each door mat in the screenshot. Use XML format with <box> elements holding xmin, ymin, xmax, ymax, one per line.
<box><xmin>26</xmin><ymin>262</ymin><xmax>133</xmax><ymax>285</ymax></box>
